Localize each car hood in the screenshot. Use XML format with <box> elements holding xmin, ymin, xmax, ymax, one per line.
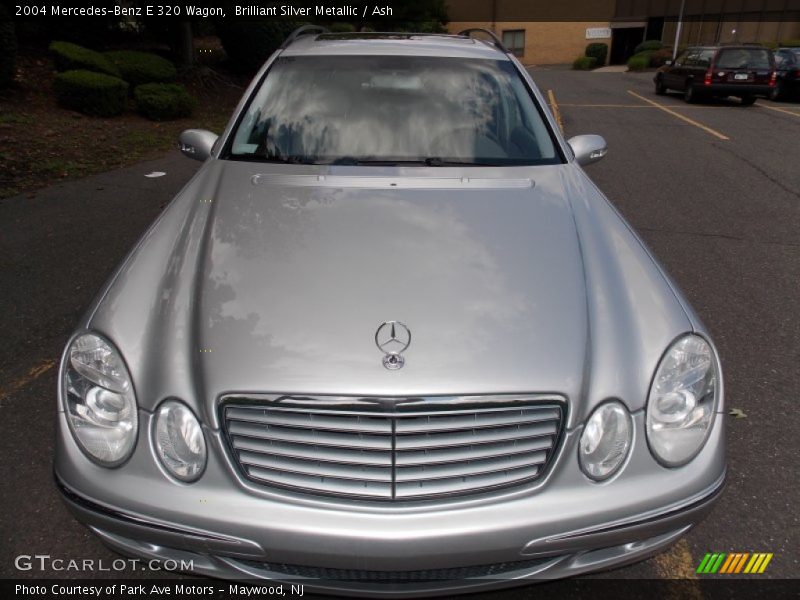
<box><xmin>86</xmin><ymin>160</ymin><xmax>694</xmax><ymax>429</ymax></box>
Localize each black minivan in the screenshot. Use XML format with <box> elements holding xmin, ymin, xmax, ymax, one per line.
<box><xmin>654</xmin><ymin>45</ymin><xmax>775</xmax><ymax>105</ymax></box>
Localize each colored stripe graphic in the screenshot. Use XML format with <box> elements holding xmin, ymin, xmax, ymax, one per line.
<box><xmin>735</xmin><ymin>553</ymin><xmax>750</xmax><ymax>573</ymax></box>
<box><xmin>696</xmin><ymin>553</ymin><xmax>714</xmax><ymax>574</ymax></box>
<box><xmin>700</xmin><ymin>552</ymin><xmax>774</xmax><ymax>574</ymax></box>
<box><xmin>719</xmin><ymin>553</ymin><xmax>737</xmax><ymax>574</ymax></box>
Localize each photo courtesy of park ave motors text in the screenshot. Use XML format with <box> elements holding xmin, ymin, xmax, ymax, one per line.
<box><xmin>1</xmin><ymin>0</ymin><xmax>798</xmax><ymax>598</ymax></box>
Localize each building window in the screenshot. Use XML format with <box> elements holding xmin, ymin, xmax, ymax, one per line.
<box><xmin>502</xmin><ymin>29</ymin><xmax>525</xmax><ymax>57</ymax></box>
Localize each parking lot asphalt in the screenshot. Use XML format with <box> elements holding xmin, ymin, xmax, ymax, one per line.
<box><xmin>531</xmin><ymin>67</ymin><xmax>800</xmax><ymax>583</ymax></box>
<box><xmin>0</xmin><ymin>68</ymin><xmax>797</xmax><ymax>591</ymax></box>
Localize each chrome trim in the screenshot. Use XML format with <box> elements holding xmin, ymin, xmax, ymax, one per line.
<box><xmin>219</xmin><ymin>394</ymin><xmax>566</xmax><ymax>501</ymax></box>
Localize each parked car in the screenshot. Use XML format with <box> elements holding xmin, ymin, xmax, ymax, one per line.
<box><xmin>655</xmin><ymin>44</ymin><xmax>776</xmax><ymax>104</ymax></box>
<box><xmin>771</xmin><ymin>47</ymin><xmax>800</xmax><ymax>100</ymax></box>
<box><xmin>55</xmin><ymin>27</ymin><xmax>725</xmax><ymax>595</ymax></box>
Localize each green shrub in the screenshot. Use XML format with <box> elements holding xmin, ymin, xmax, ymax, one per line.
<box><xmin>134</xmin><ymin>83</ymin><xmax>196</xmax><ymax>121</ymax></box>
<box><xmin>779</xmin><ymin>39</ymin><xmax>800</xmax><ymax>47</ymax></box>
<box><xmin>649</xmin><ymin>47</ymin><xmax>674</xmax><ymax>67</ymax></box>
<box><xmin>49</xmin><ymin>41</ymin><xmax>120</xmax><ymax>77</ymax></box>
<box><xmin>329</xmin><ymin>22</ymin><xmax>356</xmax><ymax>33</ymax></box>
<box><xmin>585</xmin><ymin>42</ymin><xmax>608</xmax><ymax>66</ymax></box>
<box><xmin>0</xmin><ymin>5</ymin><xmax>17</xmax><ymax>88</ymax></box>
<box><xmin>627</xmin><ymin>52</ymin><xmax>651</xmax><ymax>71</ymax></box>
<box><xmin>104</xmin><ymin>50</ymin><xmax>177</xmax><ymax>88</ymax></box>
<box><xmin>572</xmin><ymin>56</ymin><xmax>598</xmax><ymax>70</ymax></box>
<box><xmin>215</xmin><ymin>20</ymin><xmax>301</xmax><ymax>73</ymax></box>
<box><xmin>53</xmin><ymin>70</ymin><xmax>128</xmax><ymax>116</ymax></box>
<box><xmin>634</xmin><ymin>39</ymin><xmax>664</xmax><ymax>55</ymax></box>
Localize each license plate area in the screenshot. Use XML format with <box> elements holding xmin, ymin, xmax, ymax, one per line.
<box><xmin>733</xmin><ymin>73</ymin><xmax>751</xmax><ymax>81</ymax></box>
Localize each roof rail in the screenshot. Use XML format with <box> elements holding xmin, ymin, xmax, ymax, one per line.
<box><xmin>281</xmin><ymin>24</ymin><xmax>331</xmax><ymax>49</ymax></box>
<box><xmin>457</xmin><ymin>28</ymin><xmax>509</xmax><ymax>53</ymax></box>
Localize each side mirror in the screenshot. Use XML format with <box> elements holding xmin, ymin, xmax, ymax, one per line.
<box><xmin>665</xmin><ymin>59</ymin><xmax>673</xmax><ymax>66</ymax></box>
<box><xmin>567</xmin><ymin>134</ymin><xmax>608</xmax><ymax>166</ymax></box>
<box><xmin>179</xmin><ymin>129</ymin><xmax>218</xmax><ymax>161</ymax></box>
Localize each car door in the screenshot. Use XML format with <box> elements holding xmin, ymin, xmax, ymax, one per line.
<box><xmin>665</xmin><ymin>50</ymin><xmax>690</xmax><ymax>88</ymax></box>
<box><xmin>679</xmin><ymin>50</ymin><xmax>701</xmax><ymax>89</ymax></box>
<box><xmin>775</xmin><ymin>50</ymin><xmax>792</xmax><ymax>82</ymax></box>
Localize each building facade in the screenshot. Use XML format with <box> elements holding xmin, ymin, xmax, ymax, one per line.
<box><xmin>446</xmin><ymin>0</ymin><xmax>800</xmax><ymax>65</ymax></box>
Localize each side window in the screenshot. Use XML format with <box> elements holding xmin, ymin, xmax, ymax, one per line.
<box><xmin>675</xmin><ymin>51</ymin><xmax>690</xmax><ymax>66</ymax></box>
<box><xmin>684</xmin><ymin>51</ymin><xmax>699</xmax><ymax>67</ymax></box>
<box><xmin>774</xmin><ymin>52</ymin><xmax>785</xmax><ymax>66</ymax></box>
<box><xmin>697</xmin><ymin>50</ymin><xmax>714</xmax><ymax>68</ymax></box>
<box><xmin>502</xmin><ymin>30</ymin><xmax>525</xmax><ymax>58</ymax></box>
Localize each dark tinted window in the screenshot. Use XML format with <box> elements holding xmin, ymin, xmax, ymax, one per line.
<box><xmin>716</xmin><ymin>48</ymin><xmax>771</xmax><ymax>69</ymax></box>
<box><xmin>230</xmin><ymin>55</ymin><xmax>559</xmax><ymax>166</ymax></box>
<box><xmin>697</xmin><ymin>50</ymin><xmax>715</xmax><ymax>67</ymax></box>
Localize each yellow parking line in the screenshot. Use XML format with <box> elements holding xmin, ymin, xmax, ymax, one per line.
<box><xmin>627</xmin><ymin>90</ymin><xmax>730</xmax><ymax>140</ymax></box>
<box><xmin>758</xmin><ymin>104</ymin><xmax>800</xmax><ymax>118</ymax></box>
<box><xmin>0</xmin><ymin>359</ymin><xmax>56</xmax><ymax>404</ymax></box>
<box><xmin>547</xmin><ymin>89</ymin><xmax>564</xmax><ymax>133</ymax></box>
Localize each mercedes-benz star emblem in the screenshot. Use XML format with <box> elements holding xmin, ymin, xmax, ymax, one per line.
<box><xmin>375</xmin><ymin>321</ymin><xmax>411</xmax><ymax>370</ymax></box>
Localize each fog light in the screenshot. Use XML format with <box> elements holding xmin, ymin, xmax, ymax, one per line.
<box><xmin>579</xmin><ymin>401</ymin><xmax>632</xmax><ymax>481</ymax></box>
<box><xmin>154</xmin><ymin>400</ymin><xmax>206</xmax><ymax>482</ymax></box>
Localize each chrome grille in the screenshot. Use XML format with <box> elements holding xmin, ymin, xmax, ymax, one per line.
<box><xmin>221</xmin><ymin>395</ymin><xmax>564</xmax><ymax>500</ymax></box>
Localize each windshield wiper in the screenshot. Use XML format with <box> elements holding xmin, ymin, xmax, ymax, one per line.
<box><xmin>322</xmin><ymin>157</ymin><xmax>499</xmax><ymax>167</ymax></box>
<box><xmin>249</xmin><ymin>154</ymin><xmax>318</xmax><ymax>164</ymax></box>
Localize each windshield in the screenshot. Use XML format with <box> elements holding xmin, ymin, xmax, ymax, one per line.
<box><xmin>716</xmin><ymin>48</ymin><xmax>772</xmax><ymax>69</ymax></box>
<box><xmin>228</xmin><ymin>55</ymin><xmax>560</xmax><ymax>166</ymax></box>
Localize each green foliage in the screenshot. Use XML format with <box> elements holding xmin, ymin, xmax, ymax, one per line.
<box><xmin>573</xmin><ymin>56</ymin><xmax>598</xmax><ymax>70</ymax></box>
<box><xmin>627</xmin><ymin>52</ymin><xmax>652</xmax><ymax>71</ymax></box>
<box><xmin>329</xmin><ymin>22</ymin><xmax>357</xmax><ymax>33</ymax></box>
<box><xmin>215</xmin><ymin>20</ymin><xmax>302</xmax><ymax>73</ymax></box>
<box><xmin>0</xmin><ymin>5</ymin><xmax>17</xmax><ymax>88</ymax></box>
<box><xmin>649</xmin><ymin>48</ymin><xmax>673</xmax><ymax>67</ymax></box>
<box><xmin>585</xmin><ymin>43</ymin><xmax>608</xmax><ymax>66</ymax></box>
<box><xmin>634</xmin><ymin>39</ymin><xmax>664</xmax><ymax>55</ymax></box>
<box><xmin>53</xmin><ymin>70</ymin><xmax>129</xmax><ymax>117</ymax></box>
<box><xmin>134</xmin><ymin>83</ymin><xmax>196</xmax><ymax>121</ymax></box>
<box><xmin>49</xmin><ymin>41</ymin><xmax>120</xmax><ymax>77</ymax></box>
<box><xmin>779</xmin><ymin>39</ymin><xmax>800</xmax><ymax>47</ymax></box>
<box><xmin>104</xmin><ymin>51</ymin><xmax>177</xmax><ymax>88</ymax></box>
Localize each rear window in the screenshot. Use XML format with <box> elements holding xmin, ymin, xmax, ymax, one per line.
<box><xmin>715</xmin><ymin>48</ymin><xmax>771</xmax><ymax>69</ymax></box>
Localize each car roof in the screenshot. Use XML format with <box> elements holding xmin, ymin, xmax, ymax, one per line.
<box><xmin>281</xmin><ymin>32</ymin><xmax>510</xmax><ymax>60</ymax></box>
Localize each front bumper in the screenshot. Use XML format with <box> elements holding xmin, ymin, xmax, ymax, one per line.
<box><xmin>54</xmin><ymin>409</ymin><xmax>726</xmax><ymax>597</ymax></box>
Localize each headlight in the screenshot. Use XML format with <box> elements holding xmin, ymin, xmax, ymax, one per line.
<box><xmin>647</xmin><ymin>334</ymin><xmax>719</xmax><ymax>467</ymax></box>
<box><xmin>154</xmin><ymin>400</ymin><xmax>206</xmax><ymax>482</ymax></box>
<box><xmin>579</xmin><ymin>401</ymin><xmax>632</xmax><ymax>481</ymax></box>
<box><xmin>62</xmin><ymin>333</ymin><xmax>137</xmax><ymax>466</ymax></box>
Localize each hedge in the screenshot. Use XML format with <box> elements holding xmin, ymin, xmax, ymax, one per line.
<box><xmin>134</xmin><ymin>83</ymin><xmax>196</xmax><ymax>121</ymax></box>
<box><xmin>105</xmin><ymin>50</ymin><xmax>177</xmax><ymax>88</ymax></box>
<box><xmin>573</xmin><ymin>56</ymin><xmax>598</xmax><ymax>70</ymax></box>
<box><xmin>49</xmin><ymin>41</ymin><xmax>120</xmax><ymax>77</ymax></box>
<box><xmin>780</xmin><ymin>39</ymin><xmax>800</xmax><ymax>47</ymax></box>
<box><xmin>634</xmin><ymin>39</ymin><xmax>664</xmax><ymax>55</ymax></box>
<box><xmin>585</xmin><ymin>43</ymin><xmax>608</xmax><ymax>67</ymax></box>
<box><xmin>627</xmin><ymin>52</ymin><xmax>651</xmax><ymax>71</ymax></box>
<box><xmin>0</xmin><ymin>5</ymin><xmax>16</xmax><ymax>88</ymax></box>
<box><xmin>53</xmin><ymin>70</ymin><xmax>128</xmax><ymax>116</ymax></box>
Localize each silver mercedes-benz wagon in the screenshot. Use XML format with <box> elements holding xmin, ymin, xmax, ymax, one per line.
<box><xmin>54</xmin><ymin>27</ymin><xmax>726</xmax><ymax>596</ymax></box>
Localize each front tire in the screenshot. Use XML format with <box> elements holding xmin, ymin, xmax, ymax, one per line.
<box><xmin>655</xmin><ymin>76</ymin><xmax>667</xmax><ymax>95</ymax></box>
<box><xmin>740</xmin><ymin>95</ymin><xmax>756</xmax><ymax>106</ymax></box>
